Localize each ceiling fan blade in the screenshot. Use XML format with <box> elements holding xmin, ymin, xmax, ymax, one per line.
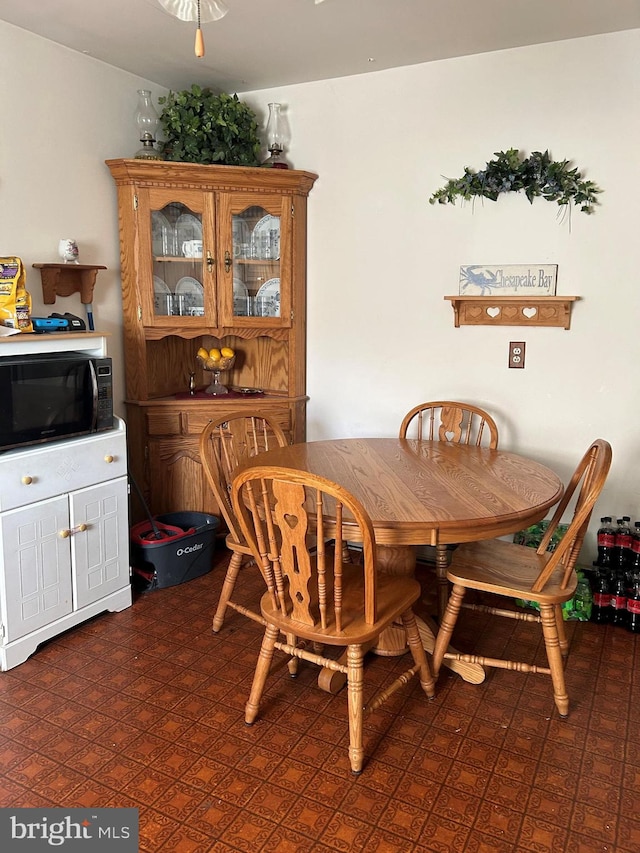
<box><xmin>156</xmin><ymin>0</ymin><xmax>229</xmax><ymax>23</ymax></box>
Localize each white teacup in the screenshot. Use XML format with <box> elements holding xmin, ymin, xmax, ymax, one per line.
<box><xmin>182</xmin><ymin>240</ymin><xmax>203</xmax><ymax>258</ymax></box>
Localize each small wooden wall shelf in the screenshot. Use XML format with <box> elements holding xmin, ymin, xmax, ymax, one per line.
<box><xmin>445</xmin><ymin>296</ymin><xmax>580</xmax><ymax>330</ymax></box>
<box><xmin>33</xmin><ymin>263</ymin><xmax>107</xmax><ymax>305</ymax></box>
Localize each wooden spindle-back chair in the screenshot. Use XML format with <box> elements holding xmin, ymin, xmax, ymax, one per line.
<box><xmin>199</xmin><ymin>411</ymin><xmax>288</xmax><ymax>632</ymax></box>
<box><xmin>399</xmin><ymin>400</ymin><xmax>500</xmax><ymax>616</ymax></box>
<box><xmin>232</xmin><ymin>464</ymin><xmax>436</xmax><ymax>774</ymax></box>
<box><xmin>432</xmin><ymin>439</ymin><xmax>612</xmax><ymax>717</ymax></box>
<box><xmin>399</xmin><ymin>400</ymin><xmax>499</xmax><ymax>448</ymax></box>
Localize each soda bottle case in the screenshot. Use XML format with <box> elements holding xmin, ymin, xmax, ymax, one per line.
<box><xmin>571</xmin><ymin>575</ymin><xmax>593</xmax><ymax>621</ymax></box>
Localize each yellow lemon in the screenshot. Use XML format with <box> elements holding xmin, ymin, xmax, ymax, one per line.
<box><xmin>221</xmin><ymin>347</ymin><xmax>235</xmax><ymax>358</ymax></box>
<box><xmin>209</xmin><ymin>348</ymin><xmax>221</xmax><ymax>360</ymax></box>
<box><xmin>196</xmin><ymin>347</ymin><xmax>209</xmax><ymax>360</ymax></box>
<box><xmin>205</xmin><ymin>357</ymin><xmax>217</xmax><ymax>370</ymax></box>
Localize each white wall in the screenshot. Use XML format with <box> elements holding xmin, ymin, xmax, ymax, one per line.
<box><xmin>0</xmin><ymin>22</ymin><xmax>167</xmax><ymax>416</ymax></box>
<box><xmin>2</xmin><ymin>21</ymin><xmax>638</xmax><ymax>555</ymax></box>
<box><xmin>242</xmin><ymin>29</ymin><xmax>640</xmax><ymax>551</ymax></box>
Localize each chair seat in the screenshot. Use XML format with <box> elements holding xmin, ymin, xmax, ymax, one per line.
<box><xmin>224</xmin><ymin>532</ymin><xmax>252</xmax><ymax>557</ymax></box>
<box><xmin>261</xmin><ymin>563</ymin><xmax>422</xmax><ymax>646</ymax></box>
<box><xmin>448</xmin><ymin>538</ymin><xmax>578</xmax><ymax>605</ymax></box>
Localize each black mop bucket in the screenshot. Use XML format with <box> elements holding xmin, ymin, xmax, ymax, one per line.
<box><xmin>130</xmin><ymin>512</ymin><xmax>220</xmax><ymax>592</ymax></box>
<box><xmin>128</xmin><ymin>476</ymin><xmax>219</xmax><ymax>592</ymax></box>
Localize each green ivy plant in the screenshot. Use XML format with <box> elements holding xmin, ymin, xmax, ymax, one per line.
<box><xmin>158</xmin><ymin>87</ymin><xmax>261</xmax><ymax>166</ymax></box>
<box><xmin>429</xmin><ymin>149</ymin><xmax>601</xmax><ymax>214</ymax></box>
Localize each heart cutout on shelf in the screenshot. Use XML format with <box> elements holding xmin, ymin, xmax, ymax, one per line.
<box><xmin>523</xmin><ymin>307</ymin><xmax>538</xmax><ymax>319</ymax></box>
<box><xmin>486</xmin><ymin>307</ymin><xmax>501</xmax><ymax>318</ymax></box>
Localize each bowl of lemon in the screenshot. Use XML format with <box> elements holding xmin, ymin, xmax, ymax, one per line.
<box><xmin>196</xmin><ymin>346</ymin><xmax>236</xmax><ymax>395</ymax></box>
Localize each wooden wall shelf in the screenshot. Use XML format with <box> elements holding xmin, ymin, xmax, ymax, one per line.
<box><xmin>33</xmin><ymin>263</ymin><xmax>107</xmax><ymax>305</ymax></box>
<box><xmin>445</xmin><ymin>296</ymin><xmax>580</xmax><ymax>329</ymax></box>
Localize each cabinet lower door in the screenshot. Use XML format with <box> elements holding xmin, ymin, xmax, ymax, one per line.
<box><xmin>148</xmin><ymin>437</ymin><xmax>214</xmax><ymax>515</ymax></box>
<box><xmin>70</xmin><ymin>477</ymin><xmax>130</xmax><ymax>610</ymax></box>
<box><xmin>0</xmin><ymin>496</ymin><xmax>73</xmax><ymax>643</ymax></box>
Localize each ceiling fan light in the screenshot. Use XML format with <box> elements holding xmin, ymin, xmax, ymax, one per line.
<box><xmin>156</xmin><ymin>0</ymin><xmax>228</xmax><ymax>23</ymax></box>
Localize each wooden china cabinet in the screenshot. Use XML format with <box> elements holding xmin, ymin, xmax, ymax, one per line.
<box><xmin>106</xmin><ymin>159</ymin><xmax>317</xmax><ymax>519</ymax></box>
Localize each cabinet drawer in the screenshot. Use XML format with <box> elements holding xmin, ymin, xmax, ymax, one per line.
<box><xmin>147</xmin><ymin>411</ymin><xmax>183</xmax><ymax>436</ymax></box>
<box><xmin>186</xmin><ymin>408</ymin><xmax>292</xmax><ymax>436</ymax></box>
<box><xmin>0</xmin><ymin>427</ymin><xmax>127</xmax><ymax>512</ymax></box>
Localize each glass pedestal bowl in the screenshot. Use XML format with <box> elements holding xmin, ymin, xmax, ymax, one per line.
<box><xmin>197</xmin><ymin>354</ymin><xmax>236</xmax><ymax>395</ymax></box>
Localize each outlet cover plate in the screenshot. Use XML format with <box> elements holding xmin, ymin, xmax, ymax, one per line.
<box><xmin>509</xmin><ymin>341</ymin><xmax>526</xmax><ymax>368</ymax></box>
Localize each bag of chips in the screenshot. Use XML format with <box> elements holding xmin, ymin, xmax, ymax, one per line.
<box><xmin>0</xmin><ymin>257</ymin><xmax>33</xmax><ymax>333</ymax></box>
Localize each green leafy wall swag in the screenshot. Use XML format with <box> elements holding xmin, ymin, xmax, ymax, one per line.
<box><xmin>430</xmin><ymin>149</ymin><xmax>601</xmax><ymax>215</ymax></box>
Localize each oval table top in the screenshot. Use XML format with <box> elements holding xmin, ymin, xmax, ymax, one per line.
<box><xmin>249</xmin><ymin>438</ymin><xmax>564</xmax><ymax>547</ymax></box>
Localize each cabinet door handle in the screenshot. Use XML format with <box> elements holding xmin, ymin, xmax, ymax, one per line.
<box><xmin>59</xmin><ymin>523</ymin><xmax>88</xmax><ymax>539</ymax></box>
<box><xmin>21</xmin><ymin>476</ymin><xmax>34</xmax><ymax>485</ymax></box>
<box><xmin>206</xmin><ymin>250</ymin><xmax>214</xmax><ymax>271</ymax></box>
<box><xmin>224</xmin><ymin>250</ymin><xmax>232</xmax><ymax>273</ymax></box>
<box><xmin>104</xmin><ymin>455</ymin><xmax>114</xmax><ymax>463</ymax></box>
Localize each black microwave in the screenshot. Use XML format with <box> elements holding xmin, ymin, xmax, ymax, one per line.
<box><xmin>0</xmin><ymin>353</ymin><xmax>114</xmax><ymax>452</ymax></box>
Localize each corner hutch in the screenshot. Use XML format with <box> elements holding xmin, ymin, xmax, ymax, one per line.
<box><xmin>106</xmin><ymin>159</ymin><xmax>317</xmax><ymax>519</ymax></box>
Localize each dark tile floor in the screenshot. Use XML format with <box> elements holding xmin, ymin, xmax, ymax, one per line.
<box><xmin>1</xmin><ymin>549</ymin><xmax>639</xmax><ymax>853</ymax></box>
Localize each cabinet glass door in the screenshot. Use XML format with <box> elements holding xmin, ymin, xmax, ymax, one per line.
<box><xmin>231</xmin><ymin>205</ymin><xmax>281</xmax><ymax>321</ymax></box>
<box><xmin>150</xmin><ymin>201</ymin><xmax>206</xmax><ymax>320</ymax></box>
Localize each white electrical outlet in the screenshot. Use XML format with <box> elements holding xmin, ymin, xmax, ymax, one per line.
<box><xmin>509</xmin><ymin>341</ymin><xmax>525</xmax><ymax>368</ymax></box>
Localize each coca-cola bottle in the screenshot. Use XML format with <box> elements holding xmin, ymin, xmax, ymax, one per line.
<box><xmin>613</xmin><ymin>517</ymin><xmax>632</xmax><ymax>570</ymax></box>
<box><xmin>591</xmin><ymin>568</ymin><xmax>612</xmax><ymax>624</ymax></box>
<box><xmin>627</xmin><ymin>573</ymin><xmax>640</xmax><ymax>633</ymax></box>
<box><xmin>630</xmin><ymin>522</ymin><xmax>640</xmax><ymax>572</ymax></box>
<box><xmin>622</xmin><ymin>516</ymin><xmax>633</xmax><ymax>568</ymax></box>
<box><xmin>596</xmin><ymin>517</ymin><xmax>615</xmax><ymax>568</ymax></box>
<box><xmin>610</xmin><ymin>570</ymin><xmax>629</xmax><ymax>627</ymax></box>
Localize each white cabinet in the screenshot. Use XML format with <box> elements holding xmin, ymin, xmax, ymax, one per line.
<box><xmin>0</xmin><ymin>416</ymin><xmax>131</xmax><ymax>671</ymax></box>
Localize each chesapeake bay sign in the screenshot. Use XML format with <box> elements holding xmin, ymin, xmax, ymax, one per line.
<box><xmin>459</xmin><ymin>264</ymin><xmax>558</xmax><ymax>296</ymax></box>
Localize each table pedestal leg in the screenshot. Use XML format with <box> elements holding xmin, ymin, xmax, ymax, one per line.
<box><xmin>316</xmin><ymin>544</ymin><xmax>485</xmax><ymax>693</ymax></box>
<box><xmin>435</xmin><ymin>543</ymin><xmax>451</xmax><ymax>622</ymax></box>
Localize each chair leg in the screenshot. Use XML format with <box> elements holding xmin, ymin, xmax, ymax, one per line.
<box><xmin>212</xmin><ymin>550</ymin><xmax>244</xmax><ymax>632</ymax></box>
<box><xmin>245</xmin><ymin>624</ymin><xmax>278</xmax><ymax>725</ymax></box>
<box><xmin>555</xmin><ymin>604</ymin><xmax>569</xmax><ymax>657</ymax></box>
<box><xmin>286</xmin><ymin>633</ymin><xmax>299</xmax><ymax>677</ymax></box>
<box><xmin>401</xmin><ymin>610</ymin><xmax>436</xmax><ymax>698</ymax></box>
<box><xmin>540</xmin><ymin>604</ymin><xmax>570</xmax><ymax>718</ymax></box>
<box><xmin>432</xmin><ymin>583</ymin><xmax>466</xmax><ymax>677</ymax></box>
<box><xmin>346</xmin><ymin>644</ymin><xmax>365</xmax><ymax>775</ymax></box>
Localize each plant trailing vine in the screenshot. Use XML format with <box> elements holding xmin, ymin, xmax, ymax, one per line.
<box><xmin>429</xmin><ymin>149</ymin><xmax>601</xmax><ymax>215</ymax></box>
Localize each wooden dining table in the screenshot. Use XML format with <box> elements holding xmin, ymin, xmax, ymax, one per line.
<box><xmin>245</xmin><ymin>437</ymin><xmax>564</xmax><ymax>689</ymax></box>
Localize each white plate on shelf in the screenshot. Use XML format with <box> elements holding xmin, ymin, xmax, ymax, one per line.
<box><xmin>251</xmin><ymin>214</ymin><xmax>280</xmax><ymax>259</ymax></box>
<box><xmin>175</xmin><ymin>276</ymin><xmax>204</xmax><ymax>314</ymax></box>
<box><xmin>176</xmin><ymin>213</ymin><xmax>203</xmax><ymax>250</ymax></box>
<box><xmin>153</xmin><ymin>276</ymin><xmax>171</xmax><ymax>315</ymax></box>
<box><xmin>152</xmin><ymin>212</ymin><xmax>176</xmax><ymax>256</ymax></box>
<box><xmin>255</xmin><ymin>277</ymin><xmax>280</xmax><ymax>317</ymax></box>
